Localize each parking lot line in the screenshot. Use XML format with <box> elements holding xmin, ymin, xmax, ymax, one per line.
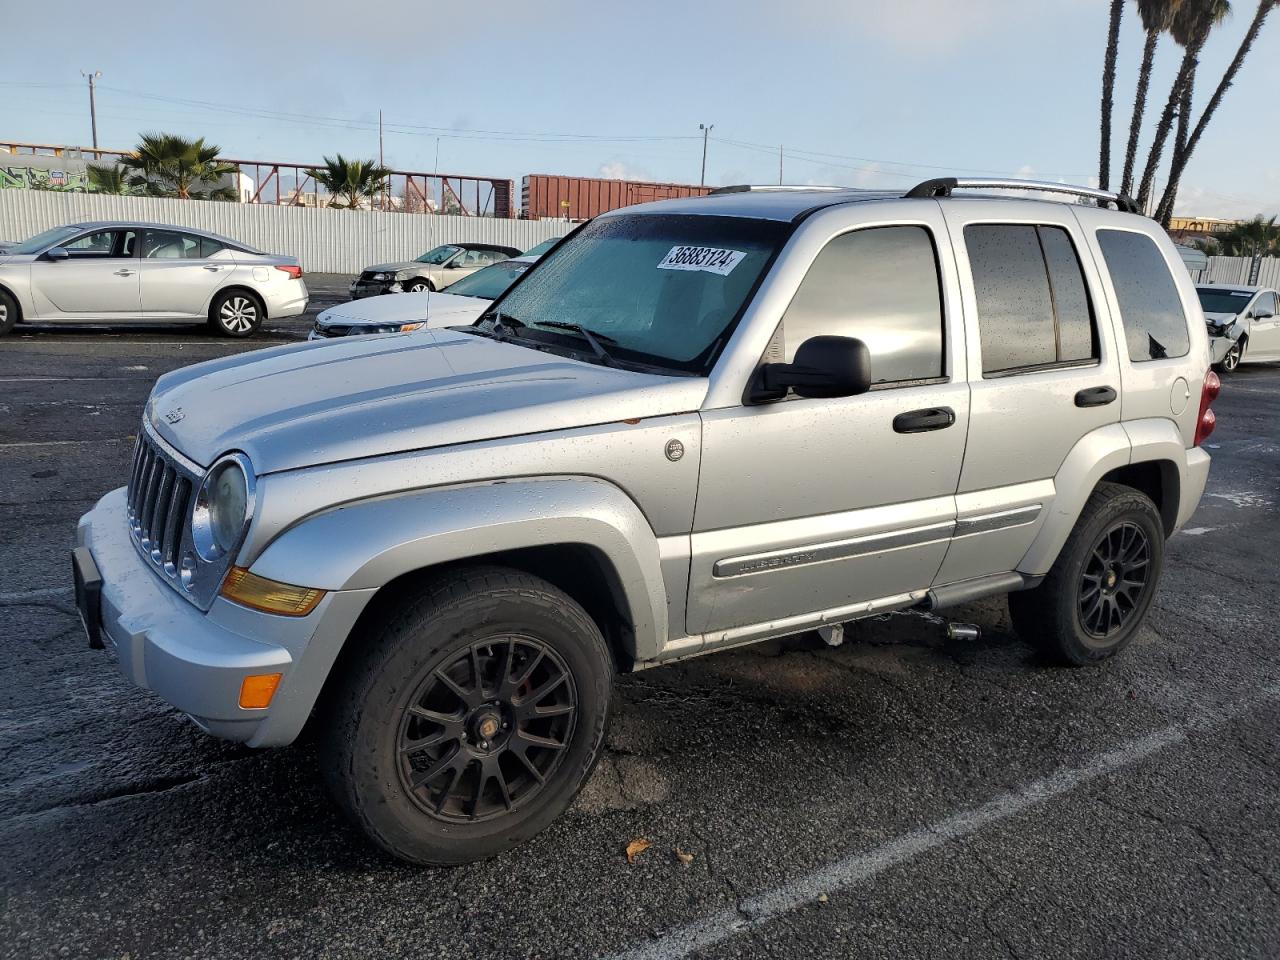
<box><xmin>0</xmin><ymin>438</ymin><xmax>132</xmax><ymax>449</ymax></box>
<box><xmin>607</xmin><ymin>683</ymin><xmax>1280</xmax><ymax>960</ymax></box>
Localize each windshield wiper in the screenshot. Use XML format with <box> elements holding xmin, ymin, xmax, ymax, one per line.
<box><xmin>533</xmin><ymin>322</ymin><xmax>619</xmax><ymax>366</ymax></box>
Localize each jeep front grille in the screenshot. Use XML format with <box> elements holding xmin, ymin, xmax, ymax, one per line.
<box><xmin>126</xmin><ymin>429</ymin><xmax>197</xmax><ymax>582</ymax></box>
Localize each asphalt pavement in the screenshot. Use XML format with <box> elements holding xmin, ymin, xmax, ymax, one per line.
<box><xmin>1</xmin><ymin>299</ymin><xmax>1278</xmax><ymax>959</ymax></box>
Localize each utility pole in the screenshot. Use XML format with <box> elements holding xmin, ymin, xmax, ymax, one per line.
<box><xmin>699</xmin><ymin>123</ymin><xmax>714</xmax><ymax>186</ymax></box>
<box><xmin>81</xmin><ymin>70</ymin><xmax>101</xmax><ymax>150</ymax></box>
<box><xmin>378</xmin><ymin>109</ymin><xmax>385</xmax><ymax>211</ymax></box>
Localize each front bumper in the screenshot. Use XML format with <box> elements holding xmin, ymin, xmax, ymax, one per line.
<box><xmin>1208</xmin><ymin>334</ymin><xmax>1235</xmax><ymax>366</ymax></box>
<box><xmin>75</xmin><ymin>488</ymin><xmax>374</xmax><ymax>746</ymax></box>
<box><xmin>349</xmin><ymin>278</ymin><xmax>400</xmax><ymax>299</ymax></box>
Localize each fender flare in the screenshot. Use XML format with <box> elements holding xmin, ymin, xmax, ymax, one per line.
<box><xmin>250</xmin><ymin>475</ymin><xmax>669</xmax><ymax>661</ymax></box>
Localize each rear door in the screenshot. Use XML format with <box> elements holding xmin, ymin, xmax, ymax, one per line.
<box><xmin>1247</xmin><ymin>290</ymin><xmax>1280</xmax><ymax>359</ymax></box>
<box><xmin>935</xmin><ymin>201</ymin><xmax>1121</xmax><ymax>583</ymax></box>
<box><xmin>28</xmin><ymin>228</ymin><xmax>140</xmax><ymax>318</ymax></box>
<box><xmin>138</xmin><ymin>230</ymin><xmax>229</xmax><ymax>318</ymax></box>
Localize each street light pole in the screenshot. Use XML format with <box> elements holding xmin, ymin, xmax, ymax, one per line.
<box><xmin>81</xmin><ymin>70</ymin><xmax>101</xmax><ymax>150</ymax></box>
<box><xmin>699</xmin><ymin>123</ymin><xmax>714</xmax><ymax>186</ymax></box>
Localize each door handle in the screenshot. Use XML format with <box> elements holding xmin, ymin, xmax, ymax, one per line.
<box><xmin>893</xmin><ymin>406</ymin><xmax>956</xmax><ymax>434</ymax></box>
<box><xmin>1074</xmin><ymin>385</ymin><xmax>1117</xmax><ymax>407</ymax></box>
<box><xmin>113</xmin><ymin>269</ymin><xmax>135</xmax><ymax>277</ymax></box>
<box><xmin>202</xmin><ymin>265</ymin><xmax>222</xmax><ymax>271</ymax></box>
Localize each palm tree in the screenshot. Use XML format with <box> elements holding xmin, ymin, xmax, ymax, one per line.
<box><xmin>308</xmin><ymin>154</ymin><xmax>391</xmax><ymax>210</ymax></box>
<box><xmin>1213</xmin><ymin>215</ymin><xmax>1280</xmax><ymax>257</ymax></box>
<box><xmin>1099</xmin><ymin>0</ymin><xmax>1126</xmax><ymax>189</ymax></box>
<box><xmin>1135</xmin><ymin>0</ymin><xmax>1231</xmax><ymax>211</ymax></box>
<box><xmin>86</xmin><ymin>163</ymin><xmax>130</xmax><ymax>195</ymax></box>
<box><xmin>1154</xmin><ymin>0</ymin><xmax>1278</xmax><ymax>223</ymax></box>
<box><xmin>120</xmin><ymin>133</ymin><xmax>238</xmax><ymax>200</ymax></box>
<box><xmin>1120</xmin><ymin>0</ymin><xmax>1183</xmax><ymax>196</ymax></box>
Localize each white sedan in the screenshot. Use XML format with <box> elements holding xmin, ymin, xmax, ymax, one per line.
<box><xmin>310</xmin><ymin>255</ymin><xmax>537</xmax><ymax>339</ymax></box>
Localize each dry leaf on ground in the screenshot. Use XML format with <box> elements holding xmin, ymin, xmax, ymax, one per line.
<box><xmin>674</xmin><ymin>847</ymin><xmax>695</xmax><ymax>865</ymax></box>
<box><xmin>625</xmin><ymin>838</ymin><xmax>651</xmax><ymax>864</ymax></box>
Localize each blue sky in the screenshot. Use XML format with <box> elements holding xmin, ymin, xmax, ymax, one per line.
<box><xmin>1</xmin><ymin>0</ymin><xmax>1275</xmax><ymax>217</ymax></box>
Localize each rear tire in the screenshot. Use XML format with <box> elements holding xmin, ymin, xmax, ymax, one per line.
<box><xmin>1009</xmin><ymin>482</ymin><xmax>1165</xmax><ymax>665</ymax></box>
<box><xmin>320</xmin><ymin>566</ymin><xmax>613</xmax><ymax>866</ymax></box>
<box><xmin>209</xmin><ymin>289</ymin><xmax>264</xmax><ymax>337</ymax></box>
<box><xmin>0</xmin><ymin>289</ymin><xmax>18</xmax><ymax>335</ymax></box>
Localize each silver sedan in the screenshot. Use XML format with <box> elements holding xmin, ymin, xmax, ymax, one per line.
<box><xmin>0</xmin><ymin>220</ymin><xmax>308</xmax><ymax>337</ymax></box>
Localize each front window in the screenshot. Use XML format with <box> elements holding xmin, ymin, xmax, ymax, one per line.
<box><xmin>415</xmin><ymin>244</ymin><xmax>461</xmax><ymax>265</ymax></box>
<box><xmin>1196</xmin><ymin>287</ymin><xmax>1254</xmax><ymax>315</ymax></box>
<box><xmin>442</xmin><ymin>259</ymin><xmax>532</xmax><ymax>300</ymax></box>
<box><xmin>8</xmin><ymin>224</ymin><xmax>84</xmax><ymax>255</ymax></box>
<box><xmin>477</xmin><ymin>214</ymin><xmax>787</xmax><ymax>374</ymax></box>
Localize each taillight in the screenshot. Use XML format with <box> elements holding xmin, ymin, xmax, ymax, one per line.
<box><xmin>275</xmin><ymin>264</ymin><xmax>303</xmax><ymax>280</ymax></box>
<box><xmin>1194</xmin><ymin>369</ymin><xmax>1220</xmax><ymax>446</ymax></box>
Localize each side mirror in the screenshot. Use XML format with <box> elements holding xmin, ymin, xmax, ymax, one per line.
<box><xmin>1254</xmin><ymin>309</ymin><xmax>1275</xmax><ymax>320</ymax></box>
<box><xmin>44</xmin><ymin>246</ymin><xmax>69</xmax><ymax>262</ymax></box>
<box><xmin>749</xmin><ymin>335</ymin><xmax>872</xmax><ymax>403</ymax></box>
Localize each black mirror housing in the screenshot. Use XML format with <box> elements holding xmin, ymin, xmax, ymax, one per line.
<box><xmin>750</xmin><ymin>335</ymin><xmax>872</xmax><ymax>403</ymax></box>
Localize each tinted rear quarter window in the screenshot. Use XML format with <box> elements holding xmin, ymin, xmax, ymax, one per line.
<box><xmin>1096</xmin><ymin>229</ymin><xmax>1189</xmax><ymax>362</ymax></box>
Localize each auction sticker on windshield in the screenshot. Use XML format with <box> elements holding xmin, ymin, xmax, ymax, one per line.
<box><xmin>658</xmin><ymin>245</ymin><xmax>746</xmax><ymax>276</ymax></box>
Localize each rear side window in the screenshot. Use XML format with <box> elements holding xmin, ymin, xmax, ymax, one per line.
<box><xmin>779</xmin><ymin>225</ymin><xmax>944</xmax><ymax>384</ymax></box>
<box><xmin>965</xmin><ymin>224</ymin><xmax>1098</xmax><ymax>375</ymax></box>
<box><xmin>199</xmin><ymin>237</ymin><xmax>226</xmax><ymax>258</ymax></box>
<box><xmin>1097</xmin><ymin>229</ymin><xmax>1189</xmax><ymax>362</ymax></box>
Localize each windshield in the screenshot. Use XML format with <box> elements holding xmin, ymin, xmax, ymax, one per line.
<box><xmin>1197</xmin><ymin>287</ymin><xmax>1254</xmax><ymax>315</ymax></box>
<box><xmin>480</xmin><ymin>214</ymin><xmax>786</xmax><ymax>374</ymax></box>
<box><xmin>8</xmin><ymin>224</ymin><xmax>84</xmax><ymax>256</ymax></box>
<box><xmin>523</xmin><ymin>238</ymin><xmax>561</xmax><ymax>257</ymax></box>
<box><xmin>415</xmin><ymin>244</ymin><xmax>461</xmax><ymax>265</ymax></box>
<box><xmin>442</xmin><ymin>259</ymin><xmax>532</xmax><ymax>300</ymax></box>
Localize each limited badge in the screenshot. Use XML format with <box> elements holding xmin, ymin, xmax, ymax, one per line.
<box><xmin>665</xmin><ymin>439</ymin><xmax>685</xmax><ymax>462</ymax></box>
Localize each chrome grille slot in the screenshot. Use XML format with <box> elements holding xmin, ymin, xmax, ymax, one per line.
<box><xmin>125</xmin><ymin>425</ymin><xmax>203</xmax><ymax>597</ymax></box>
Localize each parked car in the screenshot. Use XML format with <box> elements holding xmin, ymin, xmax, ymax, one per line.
<box><xmin>74</xmin><ymin>178</ymin><xmax>1215</xmax><ymax>866</ymax></box>
<box><xmin>1196</xmin><ymin>283</ymin><xmax>1280</xmax><ymax>373</ymax></box>
<box><xmin>0</xmin><ymin>221</ymin><xmax>306</xmax><ymax>337</ymax></box>
<box><xmin>310</xmin><ymin>256</ymin><xmax>538</xmax><ymax>339</ymax></box>
<box><xmin>350</xmin><ymin>243</ymin><xmax>521</xmax><ymax>299</ymax></box>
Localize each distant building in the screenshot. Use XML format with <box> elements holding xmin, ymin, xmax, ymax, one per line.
<box><xmin>1167</xmin><ymin>216</ymin><xmax>1240</xmax><ymax>236</ymax></box>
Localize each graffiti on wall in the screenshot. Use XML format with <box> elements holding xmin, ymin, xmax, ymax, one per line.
<box><xmin>0</xmin><ymin>165</ymin><xmax>93</xmax><ymax>192</ymax></box>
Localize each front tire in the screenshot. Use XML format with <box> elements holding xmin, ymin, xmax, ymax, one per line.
<box><xmin>209</xmin><ymin>290</ymin><xmax>264</xmax><ymax>337</ymax></box>
<box><xmin>406</xmin><ymin>279</ymin><xmax>433</xmax><ymax>293</ymax></box>
<box><xmin>1213</xmin><ymin>339</ymin><xmax>1243</xmax><ymax>375</ymax></box>
<box><xmin>321</xmin><ymin>566</ymin><xmax>613</xmax><ymax>866</ymax></box>
<box><xmin>1009</xmin><ymin>483</ymin><xmax>1165</xmax><ymax>665</ymax></box>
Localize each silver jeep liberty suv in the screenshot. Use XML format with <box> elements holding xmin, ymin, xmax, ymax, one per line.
<box><xmin>73</xmin><ymin>177</ymin><xmax>1216</xmax><ymax>865</ymax></box>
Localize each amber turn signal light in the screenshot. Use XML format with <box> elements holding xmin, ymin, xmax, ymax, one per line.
<box><xmin>220</xmin><ymin>567</ymin><xmax>325</xmax><ymax>617</ymax></box>
<box><xmin>239</xmin><ymin>673</ymin><xmax>283</xmax><ymax>709</ymax></box>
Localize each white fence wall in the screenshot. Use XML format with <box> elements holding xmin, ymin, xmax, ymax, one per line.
<box><xmin>1201</xmin><ymin>255</ymin><xmax>1280</xmax><ymax>288</ymax></box>
<box><xmin>0</xmin><ymin>191</ymin><xmax>570</xmax><ymax>274</ymax></box>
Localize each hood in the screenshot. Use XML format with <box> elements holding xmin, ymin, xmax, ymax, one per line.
<box><xmin>1203</xmin><ymin>312</ymin><xmax>1238</xmax><ymax>324</ymax></box>
<box><xmin>364</xmin><ymin>260</ymin><xmax>430</xmax><ymax>274</ymax></box>
<box><xmin>147</xmin><ymin>329</ymin><xmax>708</xmax><ymax>474</ymax></box>
<box><xmin>317</xmin><ymin>292</ymin><xmax>485</xmax><ymax>329</ymax></box>
<box><xmin>0</xmin><ymin>253</ymin><xmax>36</xmax><ymax>266</ymax></box>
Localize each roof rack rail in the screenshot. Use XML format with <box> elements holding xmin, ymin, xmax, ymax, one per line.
<box><xmin>904</xmin><ymin>177</ymin><xmax>1141</xmax><ymax>215</ymax></box>
<box><xmin>707</xmin><ymin>184</ymin><xmax>847</xmax><ymax>195</ymax></box>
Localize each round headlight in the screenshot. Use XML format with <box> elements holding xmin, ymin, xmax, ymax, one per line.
<box><xmin>192</xmin><ymin>454</ymin><xmax>255</xmax><ymax>561</ymax></box>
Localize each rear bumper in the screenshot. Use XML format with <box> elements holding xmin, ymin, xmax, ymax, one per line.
<box><xmin>1174</xmin><ymin>447</ymin><xmax>1212</xmax><ymax>532</ymax></box>
<box><xmin>264</xmin><ymin>280</ymin><xmax>308</xmax><ymax>319</ymax></box>
<box><xmin>76</xmin><ymin>488</ymin><xmax>374</xmax><ymax>746</ymax></box>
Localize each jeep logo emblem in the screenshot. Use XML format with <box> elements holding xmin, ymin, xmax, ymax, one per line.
<box><xmin>665</xmin><ymin>439</ymin><xmax>684</xmax><ymax>462</ymax></box>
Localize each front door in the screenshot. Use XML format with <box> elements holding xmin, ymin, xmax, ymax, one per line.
<box><xmin>1247</xmin><ymin>290</ymin><xmax>1280</xmax><ymax>359</ymax></box>
<box><xmin>28</xmin><ymin>228</ymin><xmax>140</xmax><ymax>318</ymax></box>
<box><xmin>687</xmin><ymin>207</ymin><xmax>970</xmax><ymax>635</ymax></box>
<box><xmin>138</xmin><ymin>230</ymin><xmax>228</xmax><ymax>318</ymax></box>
